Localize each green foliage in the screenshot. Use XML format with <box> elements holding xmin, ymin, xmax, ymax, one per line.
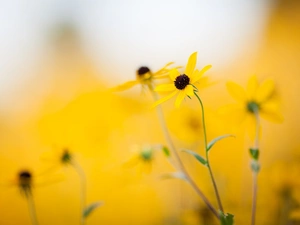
<box><xmin>207</xmin><ymin>134</ymin><xmax>234</xmax><ymax>152</ymax></box>
<box><xmin>83</xmin><ymin>201</ymin><xmax>103</xmax><ymax>218</ymax></box>
<box><xmin>182</xmin><ymin>149</ymin><xmax>207</xmax><ymax>166</ymax></box>
<box><xmin>162</xmin><ymin>146</ymin><xmax>170</xmax><ymax>157</ymax></box>
<box><xmin>249</xmin><ymin>148</ymin><xmax>259</xmax><ymax>160</ymax></box>
<box><xmin>220</xmin><ymin>211</ymin><xmax>234</xmax><ymax>225</ymax></box>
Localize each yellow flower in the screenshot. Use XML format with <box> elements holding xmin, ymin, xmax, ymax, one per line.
<box><xmin>111</xmin><ymin>62</ymin><xmax>175</xmax><ymax>92</ymax></box>
<box><xmin>124</xmin><ymin>145</ymin><xmax>156</xmax><ymax>174</ymax></box>
<box><xmin>41</xmin><ymin>146</ymin><xmax>75</xmax><ymax>172</ymax></box>
<box><xmin>153</xmin><ymin>52</ymin><xmax>212</xmax><ymax>108</ymax></box>
<box><xmin>223</xmin><ymin>76</ymin><xmax>283</xmax><ymax>124</ymax></box>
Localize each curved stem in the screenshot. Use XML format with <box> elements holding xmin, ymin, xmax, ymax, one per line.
<box><xmin>26</xmin><ymin>194</ymin><xmax>39</xmax><ymax>225</ymax></box>
<box><xmin>150</xmin><ymin>87</ymin><xmax>219</xmax><ymax>219</ymax></box>
<box><xmin>72</xmin><ymin>162</ymin><xmax>87</xmax><ymax>225</ymax></box>
<box><xmin>194</xmin><ymin>92</ymin><xmax>224</xmax><ymax>212</ymax></box>
<box><xmin>251</xmin><ymin>112</ymin><xmax>260</xmax><ymax>225</ymax></box>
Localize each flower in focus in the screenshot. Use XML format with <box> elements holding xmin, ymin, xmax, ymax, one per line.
<box><xmin>111</xmin><ymin>62</ymin><xmax>175</xmax><ymax>92</ymax></box>
<box><xmin>124</xmin><ymin>145</ymin><xmax>156</xmax><ymax>174</ymax></box>
<box><xmin>153</xmin><ymin>52</ymin><xmax>212</xmax><ymax>108</ymax></box>
<box><xmin>221</xmin><ymin>76</ymin><xmax>283</xmax><ymax>124</ymax></box>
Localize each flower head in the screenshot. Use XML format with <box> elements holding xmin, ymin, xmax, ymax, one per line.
<box><xmin>111</xmin><ymin>62</ymin><xmax>175</xmax><ymax>92</ymax></box>
<box><xmin>223</xmin><ymin>76</ymin><xmax>283</xmax><ymax>123</ymax></box>
<box><xmin>41</xmin><ymin>146</ymin><xmax>75</xmax><ymax>172</ymax></box>
<box><xmin>153</xmin><ymin>52</ymin><xmax>211</xmax><ymax>108</ymax></box>
<box><xmin>124</xmin><ymin>145</ymin><xmax>156</xmax><ymax>174</ymax></box>
<box><xmin>18</xmin><ymin>170</ymin><xmax>33</xmax><ymax>196</ymax></box>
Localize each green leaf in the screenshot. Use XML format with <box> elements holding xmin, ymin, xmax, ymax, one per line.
<box><xmin>249</xmin><ymin>148</ymin><xmax>259</xmax><ymax>160</ymax></box>
<box><xmin>182</xmin><ymin>149</ymin><xmax>207</xmax><ymax>166</ymax></box>
<box><xmin>83</xmin><ymin>201</ymin><xmax>103</xmax><ymax>218</ymax></box>
<box><xmin>207</xmin><ymin>134</ymin><xmax>234</xmax><ymax>152</ymax></box>
<box><xmin>162</xmin><ymin>146</ymin><xmax>170</xmax><ymax>157</ymax></box>
<box><xmin>220</xmin><ymin>211</ymin><xmax>234</xmax><ymax>225</ymax></box>
<box><xmin>160</xmin><ymin>172</ymin><xmax>187</xmax><ymax>181</ymax></box>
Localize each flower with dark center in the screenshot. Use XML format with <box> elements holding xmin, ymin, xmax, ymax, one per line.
<box><xmin>18</xmin><ymin>170</ymin><xmax>32</xmax><ymax>195</ymax></box>
<box><xmin>174</xmin><ymin>74</ymin><xmax>190</xmax><ymax>90</ymax></box>
<box><xmin>137</xmin><ymin>66</ymin><xmax>150</xmax><ymax>77</ymax></box>
<box><xmin>154</xmin><ymin>52</ymin><xmax>212</xmax><ymax>108</ymax></box>
<box><xmin>111</xmin><ymin>62</ymin><xmax>174</xmax><ymax>92</ymax></box>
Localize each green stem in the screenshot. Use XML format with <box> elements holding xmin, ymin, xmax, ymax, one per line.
<box><xmin>72</xmin><ymin>162</ymin><xmax>87</xmax><ymax>225</ymax></box>
<box><xmin>150</xmin><ymin>86</ymin><xmax>220</xmax><ymax>219</ymax></box>
<box><xmin>251</xmin><ymin>112</ymin><xmax>260</xmax><ymax>225</ymax></box>
<box><xmin>26</xmin><ymin>194</ymin><xmax>39</xmax><ymax>225</ymax></box>
<box><xmin>194</xmin><ymin>91</ymin><xmax>224</xmax><ymax>213</ymax></box>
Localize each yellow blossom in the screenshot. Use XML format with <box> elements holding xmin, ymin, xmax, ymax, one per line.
<box><xmin>222</xmin><ymin>76</ymin><xmax>283</xmax><ymax>124</ymax></box>
<box><xmin>123</xmin><ymin>145</ymin><xmax>156</xmax><ymax>174</ymax></box>
<box><xmin>111</xmin><ymin>62</ymin><xmax>175</xmax><ymax>92</ymax></box>
<box><xmin>153</xmin><ymin>52</ymin><xmax>211</xmax><ymax>108</ymax></box>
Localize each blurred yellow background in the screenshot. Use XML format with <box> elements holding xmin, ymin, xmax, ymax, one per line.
<box><xmin>0</xmin><ymin>0</ymin><xmax>300</xmax><ymax>225</ymax></box>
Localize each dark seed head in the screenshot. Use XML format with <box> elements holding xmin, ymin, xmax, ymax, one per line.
<box><xmin>174</xmin><ymin>74</ymin><xmax>190</xmax><ymax>90</ymax></box>
<box><xmin>247</xmin><ymin>101</ymin><xmax>260</xmax><ymax>113</ymax></box>
<box><xmin>61</xmin><ymin>148</ymin><xmax>72</xmax><ymax>164</ymax></box>
<box><xmin>19</xmin><ymin>171</ymin><xmax>32</xmax><ymax>180</ymax></box>
<box><xmin>137</xmin><ymin>67</ymin><xmax>151</xmax><ymax>77</ymax></box>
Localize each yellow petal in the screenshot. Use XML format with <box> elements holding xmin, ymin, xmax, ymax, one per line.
<box><xmin>255</xmin><ymin>79</ymin><xmax>275</xmax><ymax>103</ymax></box>
<box><xmin>246</xmin><ymin>76</ymin><xmax>258</xmax><ymax>99</ymax></box>
<box><xmin>169</xmin><ymin>68</ymin><xmax>180</xmax><ymax>81</ymax></box>
<box><xmin>260</xmin><ymin>100</ymin><xmax>283</xmax><ymax>123</ymax></box>
<box><xmin>191</xmin><ymin>65</ymin><xmax>212</xmax><ymax>83</ymax></box>
<box><xmin>185</xmin><ymin>52</ymin><xmax>197</xmax><ymax>76</ymax></box>
<box><xmin>152</xmin><ymin>91</ymin><xmax>178</xmax><ymax>108</ymax></box>
<box><xmin>184</xmin><ymin>85</ymin><xmax>195</xmax><ymax>97</ymax></box>
<box><xmin>154</xmin><ymin>62</ymin><xmax>174</xmax><ymax>76</ymax></box>
<box><xmin>218</xmin><ymin>104</ymin><xmax>247</xmax><ymax>125</ymax></box>
<box><xmin>155</xmin><ymin>83</ymin><xmax>176</xmax><ymax>92</ymax></box>
<box><xmin>110</xmin><ymin>80</ymin><xmax>139</xmax><ymax>92</ymax></box>
<box><xmin>226</xmin><ymin>81</ymin><xmax>247</xmax><ymax>102</ymax></box>
<box><xmin>175</xmin><ymin>91</ymin><xmax>186</xmax><ymax>108</ymax></box>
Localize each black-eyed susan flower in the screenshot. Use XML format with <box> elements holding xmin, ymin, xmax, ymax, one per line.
<box><xmin>111</xmin><ymin>62</ymin><xmax>175</xmax><ymax>92</ymax></box>
<box><xmin>221</xmin><ymin>76</ymin><xmax>283</xmax><ymax>125</ymax></box>
<box><xmin>153</xmin><ymin>52</ymin><xmax>211</xmax><ymax>108</ymax></box>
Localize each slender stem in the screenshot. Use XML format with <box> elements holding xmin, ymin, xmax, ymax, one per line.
<box><xmin>72</xmin><ymin>162</ymin><xmax>87</xmax><ymax>225</ymax></box>
<box><xmin>194</xmin><ymin>92</ymin><xmax>224</xmax><ymax>212</ymax></box>
<box><xmin>251</xmin><ymin>113</ymin><xmax>260</xmax><ymax>225</ymax></box>
<box><xmin>150</xmin><ymin>87</ymin><xmax>220</xmax><ymax>219</ymax></box>
<box><xmin>26</xmin><ymin>194</ymin><xmax>39</xmax><ymax>225</ymax></box>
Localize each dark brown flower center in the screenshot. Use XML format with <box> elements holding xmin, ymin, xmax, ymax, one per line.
<box><xmin>19</xmin><ymin>170</ymin><xmax>32</xmax><ymax>195</ymax></box>
<box><xmin>174</xmin><ymin>74</ymin><xmax>190</xmax><ymax>90</ymax></box>
<box><xmin>137</xmin><ymin>67</ymin><xmax>150</xmax><ymax>77</ymax></box>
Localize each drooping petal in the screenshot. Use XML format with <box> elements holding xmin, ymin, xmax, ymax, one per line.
<box><xmin>246</xmin><ymin>76</ymin><xmax>259</xmax><ymax>99</ymax></box>
<box><xmin>175</xmin><ymin>91</ymin><xmax>186</xmax><ymax>108</ymax></box>
<box><xmin>152</xmin><ymin>91</ymin><xmax>178</xmax><ymax>108</ymax></box>
<box><xmin>255</xmin><ymin>79</ymin><xmax>275</xmax><ymax>103</ymax></box>
<box><xmin>154</xmin><ymin>62</ymin><xmax>174</xmax><ymax>76</ymax></box>
<box><xmin>226</xmin><ymin>81</ymin><xmax>247</xmax><ymax>102</ymax></box>
<box><xmin>191</xmin><ymin>65</ymin><xmax>212</xmax><ymax>83</ymax></box>
<box><xmin>155</xmin><ymin>83</ymin><xmax>176</xmax><ymax>92</ymax></box>
<box><xmin>184</xmin><ymin>85</ymin><xmax>195</xmax><ymax>97</ymax></box>
<box><xmin>110</xmin><ymin>80</ymin><xmax>139</xmax><ymax>92</ymax></box>
<box><xmin>185</xmin><ymin>52</ymin><xmax>197</xmax><ymax>76</ymax></box>
<box><xmin>169</xmin><ymin>68</ymin><xmax>180</xmax><ymax>81</ymax></box>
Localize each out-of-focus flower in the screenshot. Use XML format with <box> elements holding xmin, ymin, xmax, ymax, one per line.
<box><xmin>111</xmin><ymin>62</ymin><xmax>175</xmax><ymax>92</ymax></box>
<box><xmin>153</xmin><ymin>52</ymin><xmax>211</xmax><ymax>108</ymax></box>
<box><xmin>41</xmin><ymin>146</ymin><xmax>75</xmax><ymax>171</ymax></box>
<box><xmin>223</xmin><ymin>76</ymin><xmax>283</xmax><ymax>123</ymax></box>
<box><xmin>124</xmin><ymin>145</ymin><xmax>156</xmax><ymax>174</ymax></box>
<box><xmin>167</xmin><ymin>107</ymin><xmax>202</xmax><ymax>144</ymax></box>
